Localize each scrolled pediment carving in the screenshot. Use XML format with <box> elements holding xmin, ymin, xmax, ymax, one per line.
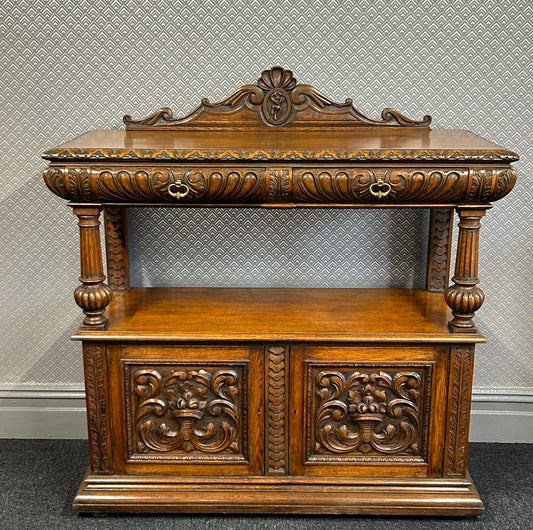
<box><xmin>123</xmin><ymin>66</ymin><xmax>431</xmax><ymax>130</ymax></box>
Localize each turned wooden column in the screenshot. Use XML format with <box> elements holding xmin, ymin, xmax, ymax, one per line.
<box><xmin>445</xmin><ymin>206</ymin><xmax>490</xmax><ymax>333</ymax></box>
<box><xmin>71</xmin><ymin>204</ymin><xmax>113</xmax><ymax>330</ymax></box>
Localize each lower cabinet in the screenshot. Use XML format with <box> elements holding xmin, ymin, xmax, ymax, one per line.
<box><xmin>101</xmin><ymin>342</ymin><xmax>452</xmax><ymax>479</ymax></box>
<box><xmin>78</xmin><ymin>341</ymin><xmax>481</xmax><ymax>514</ymax></box>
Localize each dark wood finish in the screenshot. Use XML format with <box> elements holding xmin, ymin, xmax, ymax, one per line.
<box><xmin>426</xmin><ymin>208</ymin><xmax>454</xmax><ymax>293</ymax></box>
<box><xmin>72</xmin><ymin>472</ymin><xmax>484</xmax><ymax>515</ymax></box>
<box><xmin>42</xmin><ymin>67</ymin><xmax>518</xmax><ymax>515</ymax></box>
<box><xmin>445</xmin><ymin>207</ymin><xmax>489</xmax><ymax>333</ymax></box>
<box><xmin>104</xmin><ymin>207</ymin><xmax>130</xmax><ymax>291</ymax></box>
<box><xmin>43</xmin><ymin>165</ymin><xmax>517</xmax><ymax>205</ymax></box>
<box><xmin>82</xmin><ymin>343</ymin><xmax>112</xmax><ymax>473</ymax></box>
<box><xmin>123</xmin><ymin>66</ymin><xmax>431</xmax><ymax>130</ymax></box>
<box><xmin>444</xmin><ymin>345</ymin><xmax>475</xmax><ymax>476</ymax></box>
<box><xmin>72</xmin><ymin>205</ymin><xmax>112</xmax><ymax>329</ymax></box>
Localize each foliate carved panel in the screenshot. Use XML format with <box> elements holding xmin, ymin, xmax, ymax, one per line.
<box><xmin>267</xmin><ymin>346</ymin><xmax>287</xmax><ymax>474</ymax></box>
<box><xmin>307</xmin><ymin>364</ymin><xmax>432</xmax><ymax>463</ymax></box>
<box><xmin>83</xmin><ymin>344</ymin><xmax>112</xmax><ymax>473</ymax></box>
<box><xmin>125</xmin><ymin>363</ymin><xmax>248</xmax><ymax>462</ymax></box>
<box><xmin>445</xmin><ymin>346</ymin><xmax>475</xmax><ymax>476</ymax></box>
<box><xmin>267</xmin><ymin>168</ymin><xmax>291</xmax><ymax>202</ymax></box>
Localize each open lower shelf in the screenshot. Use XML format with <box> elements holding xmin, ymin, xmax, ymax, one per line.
<box><xmin>73</xmin><ymin>287</ymin><xmax>485</xmax><ymax>343</ymax></box>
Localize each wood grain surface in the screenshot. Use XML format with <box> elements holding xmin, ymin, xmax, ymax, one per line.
<box><xmin>72</xmin><ymin>287</ymin><xmax>485</xmax><ymax>343</ymax></box>
<box><xmin>43</xmin><ymin>127</ymin><xmax>518</xmax><ymax>162</ymax></box>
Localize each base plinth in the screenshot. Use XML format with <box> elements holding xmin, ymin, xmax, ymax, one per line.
<box><xmin>73</xmin><ymin>469</ymin><xmax>484</xmax><ymax>516</ymax></box>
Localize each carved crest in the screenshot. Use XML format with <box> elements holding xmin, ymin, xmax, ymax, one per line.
<box><xmin>124</xmin><ymin>66</ymin><xmax>431</xmax><ymax>130</ymax></box>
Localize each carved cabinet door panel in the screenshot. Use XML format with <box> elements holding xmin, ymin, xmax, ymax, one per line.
<box><xmin>289</xmin><ymin>344</ymin><xmax>449</xmax><ymax>478</ymax></box>
<box><xmin>107</xmin><ymin>344</ymin><xmax>264</xmax><ymax>476</ymax></box>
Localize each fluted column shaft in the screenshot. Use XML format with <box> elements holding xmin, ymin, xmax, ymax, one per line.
<box><xmin>72</xmin><ymin>204</ymin><xmax>112</xmax><ymax>329</ymax></box>
<box><xmin>445</xmin><ymin>207</ymin><xmax>490</xmax><ymax>333</ymax></box>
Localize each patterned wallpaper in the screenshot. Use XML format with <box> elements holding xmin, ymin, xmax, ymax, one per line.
<box><xmin>0</xmin><ymin>0</ymin><xmax>531</xmax><ymax>391</ymax></box>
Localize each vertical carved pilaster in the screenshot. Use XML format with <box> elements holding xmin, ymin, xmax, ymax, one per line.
<box><xmin>445</xmin><ymin>207</ymin><xmax>489</xmax><ymax>333</ymax></box>
<box><xmin>426</xmin><ymin>208</ymin><xmax>453</xmax><ymax>293</ymax></box>
<box><xmin>445</xmin><ymin>345</ymin><xmax>475</xmax><ymax>476</ymax></box>
<box><xmin>267</xmin><ymin>168</ymin><xmax>291</xmax><ymax>202</ymax></box>
<box><xmin>83</xmin><ymin>343</ymin><xmax>112</xmax><ymax>473</ymax></box>
<box><xmin>104</xmin><ymin>207</ymin><xmax>130</xmax><ymax>291</ymax></box>
<box><xmin>72</xmin><ymin>204</ymin><xmax>113</xmax><ymax>329</ymax></box>
<box><xmin>266</xmin><ymin>346</ymin><xmax>287</xmax><ymax>474</ymax></box>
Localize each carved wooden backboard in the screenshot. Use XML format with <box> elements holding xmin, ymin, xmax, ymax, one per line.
<box><xmin>124</xmin><ymin>66</ymin><xmax>432</xmax><ymax>130</ymax></box>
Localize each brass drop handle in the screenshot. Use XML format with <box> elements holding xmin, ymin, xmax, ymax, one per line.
<box><xmin>168</xmin><ymin>179</ymin><xmax>190</xmax><ymax>199</ymax></box>
<box><xmin>369</xmin><ymin>178</ymin><xmax>392</xmax><ymax>199</ymax></box>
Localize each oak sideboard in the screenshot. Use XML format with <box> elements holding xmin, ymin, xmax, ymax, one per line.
<box><xmin>43</xmin><ymin>67</ymin><xmax>518</xmax><ymax>515</ymax></box>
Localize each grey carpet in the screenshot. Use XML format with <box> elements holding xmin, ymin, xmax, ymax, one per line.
<box><xmin>0</xmin><ymin>440</ymin><xmax>531</xmax><ymax>529</ymax></box>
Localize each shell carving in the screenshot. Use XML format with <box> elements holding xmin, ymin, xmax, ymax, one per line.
<box><xmin>258</xmin><ymin>67</ymin><xmax>297</xmax><ymax>125</ymax></box>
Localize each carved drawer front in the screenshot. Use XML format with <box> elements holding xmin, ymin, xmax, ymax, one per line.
<box><xmin>289</xmin><ymin>345</ymin><xmax>448</xmax><ymax>478</ymax></box>
<box><xmin>108</xmin><ymin>344</ymin><xmax>264</xmax><ymax>475</ymax></box>
<box><xmin>44</xmin><ymin>166</ymin><xmax>269</xmax><ymax>203</ymax></box>
<box><xmin>291</xmin><ymin>168</ymin><xmax>471</xmax><ymax>203</ymax></box>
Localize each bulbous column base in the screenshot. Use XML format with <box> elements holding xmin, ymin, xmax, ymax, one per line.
<box><xmin>445</xmin><ymin>284</ymin><xmax>484</xmax><ymax>333</ymax></box>
<box><xmin>74</xmin><ymin>283</ymin><xmax>113</xmax><ymax>329</ymax></box>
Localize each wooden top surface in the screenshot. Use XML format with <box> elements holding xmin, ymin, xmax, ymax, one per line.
<box><xmin>43</xmin><ymin>128</ymin><xmax>518</xmax><ymax>163</ymax></box>
<box><xmin>73</xmin><ymin>287</ymin><xmax>485</xmax><ymax>343</ymax></box>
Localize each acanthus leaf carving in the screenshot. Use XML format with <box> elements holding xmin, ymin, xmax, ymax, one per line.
<box><xmin>104</xmin><ymin>207</ymin><xmax>129</xmax><ymax>291</ymax></box>
<box><xmin>445</xmin><ymin>346</ymin><xmax>474</xmax><ymax>476</ymax></box>
<box><xmin>468</xmin><ymin>168</ymin><xmax>517</xmax><ymax>202</ymax></box>
<box><xmin>267</xmin><ymin>168</ymin><xmax>291</xmax><ymax>202</ymax></box>
<box><xmin>310</xmin><ymin>366</ymin><xmax>431</xmax><ymax>460</ymax></box>
<box><xmin>44</xmin><ymin>165</ymin><xmax>516</xmax><ymax>205</ymax></box>
<box><xmin>184</xmin><ymin>168</ymin><xmax>264</xmax><ymax>202</ymax></box>
<box><xmin>267</xmin><ymin>346</ymin><xmax>287</xmax><ymax>474</ymax></box>
<box><xmin>84</xmin><ymin>344</ymin><xmax>112</xmax><ymax>473</ymax></box>
<box><xmin>95</xmin><ymin>169</ymin><xmax>173</xmax><ymax>201</ymax></box>
<box><xmin>293</xmin><ymin>168</ymin><xmax>469</xmax><ymax>203</ymax></box>
<box><xmin>427</xmin><ymin>208</ymin><xmax>453</xmax><ymax>292</ymax></box>
<box><xmin>44</xmin><ymin>166</ymin><xmax>90</xmax><ymax>200</ymax></box>
<box><xmin>130</xmin><ymin>366</ymin><xmax>245</xmax><ymax>458</ymax></box>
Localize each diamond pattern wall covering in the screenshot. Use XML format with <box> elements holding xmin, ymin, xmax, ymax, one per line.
<box><xmin>0</xmin><ymin>0</ymin><xmax>531</xmax><ymax>391</ymax></box>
